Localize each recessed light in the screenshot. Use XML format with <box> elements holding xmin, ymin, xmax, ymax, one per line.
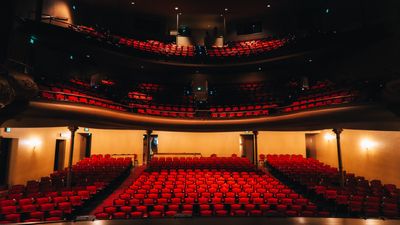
<box><xmin>267</xmin><ymin>4</ymin><xmax>271</xmax><ymax>8</ymax></box>
<box><xmin>131</xmin><ymin>1</ymin><xmax>135</xmax><ymax>5</ymax></box>
<box><xmin>175</xmin><ymin>6</ymin><xmax>179</xmax><ymax>10</ymax></box>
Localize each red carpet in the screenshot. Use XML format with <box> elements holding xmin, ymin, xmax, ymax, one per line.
<box><xmin>90</xmin><ymin>165</ymin><xmax>146</xmax><ymax>215</ymax></box>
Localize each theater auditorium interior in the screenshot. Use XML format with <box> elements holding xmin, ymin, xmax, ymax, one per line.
<box><xmin>0</xmin><ymin>1</ymin><xmax>400</xmax><ymax>225</ymax></box>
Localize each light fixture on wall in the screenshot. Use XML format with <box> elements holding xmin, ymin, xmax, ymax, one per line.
<box><xmin>59</xmin><ymin>132</ymin><xmax>70</xmax><ymax>139</ymax></box>
<box><xmin>324</xmin><ymin>133</ymin><xmax>335</xmax><ymax>142</ymax></box>
<box><xmin>22</xmin><ymin>138</ymin><xmax>42</xmax><ymax>150</ymax></box>
<box><xmin>360</xmin><ymin>139</ymin><xmax>376</xmax><ymax>150</ymax></box>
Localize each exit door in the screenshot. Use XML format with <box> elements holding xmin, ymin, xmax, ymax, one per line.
<box><xmin>305</xmin><ymin>133</ymin><xmax>317</xmax><ymax>159</ymax></box>
<box><xmin>241</xmin><ymin>134</ymin><xmax>255</xmax><ymax>164</ymax></box>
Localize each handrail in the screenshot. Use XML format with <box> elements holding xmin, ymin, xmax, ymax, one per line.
<box><xmin>154</xmin><ymin>153</ymin><xmax>202</xmax><ymax>156</ymax></box>
<box><xmin>38</xmin><ymin>90</ymin><xmax>359</xmax><ymax>118</ymax></box>
<box><xmin>39</xmin><ymin>90</ymin><xmax>129</xmax><ymax>108</ymax></box>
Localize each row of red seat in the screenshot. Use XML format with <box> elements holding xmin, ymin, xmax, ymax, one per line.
<box><xmin>149</xmin><ymin>157</ymin><xmax>255</xmax><ymax>170</ymax></box>
<box><xmin>208</xmin><ymin>39</ymin><xmax>289</xmax><ymax>58</ymax></box>
<box><xmin>95</xmin><ymin>157</ymin><xmax>323</xmax><ymax>219</ymax></box>
<box><xmin>266</xmin><ymin>154</ymin><xmax>399</xmax><ymax>218</ymax></box>
<box><xmin>0</xmin><ymin>155</ymin><xmax>132</xmax><ymax>223</ymax></box>
<box><xmin>40</xmin><ymin>91</ymin><xmax>127</xmax><ymax>112</ymax></box>
<box><xmin>71</xmin><ymin>25</ymin><xmax>290</xmax><ymax>59</ymax></box>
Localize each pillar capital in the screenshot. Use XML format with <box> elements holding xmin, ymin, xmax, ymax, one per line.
<box><xmin>332</xmin><ymin>128</ymin><xmax>343</xmax><ymax>135</ymax></box>
<box><xmin>68</xmin><ymin>126</ymin><xmax>79</xmax><ymax>133</ymax></box>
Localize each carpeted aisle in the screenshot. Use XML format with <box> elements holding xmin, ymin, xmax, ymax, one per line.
<box><xmin>90</xmin><ymin>165</ymin><xmax>145</xmax><ymax>215</ymax></box>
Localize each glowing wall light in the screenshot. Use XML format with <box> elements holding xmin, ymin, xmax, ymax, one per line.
<box><xmin>59</xmin><ymin>132</ymin><xmax>70</xmax><ymax>139</ymax></box>
<box><xmin>360</xmin><ymin>139</ymin><xmax>377</xmax><ymax>150</ymax></box>
<box><xmin>21</xmin><ymin>138</ymin><xmax>42</xmax><ymax>150</ymax></box>
<box><xmin>324</xmin><ymin>133</ymin><xmax>335</xmax><ymax>141</ymax></box>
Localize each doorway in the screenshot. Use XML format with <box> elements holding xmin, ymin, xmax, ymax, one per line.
<box><xmin>54</xmin><ymin>140</ymin><xmax>66</xmax><ymax>171</ymax></box>
<box><xmin>143</xmin><ymin>134</ymin><xmax>158</xmax><ymax>163</ymax></box>
<box><xmin>305</xmin><ymin>133</ymin><xmax>317</xmax><ymax>159</ymax></box>
<box><xmin>0</xmin><ymin>138</ymin><xmax>12</xmax><ymax>186</ymax></box>
<box><xmin>79</xmin><ymin>133</ymin><xmax>92</xmax><ymax>160</ymax></box>
<box><xmin>240</xmin><ymin>134</ymin><xmax>255</xmax><ymax>164</ymax></box>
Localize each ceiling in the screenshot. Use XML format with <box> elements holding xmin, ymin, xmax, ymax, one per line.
<box><xmin>78</xmin><ymin>0</ymin><xmax>290</xmax><ymax>19</ymax></box>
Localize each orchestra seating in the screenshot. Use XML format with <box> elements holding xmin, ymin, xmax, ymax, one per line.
<box><xmin>94</xmin><ymin>156</ymin><xmax>321</xmax><ymax>219</ymax></box>
<box><xmin>266</xmin><ymin>154</ymin><xmax>399</xmax><ymax>218</ymax></box>
<box><xmin>0</xmin><ymin>155</ymin><xmax>132</xmax><ymax>223</ymax></box>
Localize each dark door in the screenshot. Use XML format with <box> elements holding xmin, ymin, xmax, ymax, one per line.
<box><xmin>305</xmin><ymin>133</ymin><xmax>317</xmax><ymax>159</ymax></box>
<box><xmin>54</xmin><ymin>140</ymin><xmax>66</xmax><ymax>171</ymax></box>
<box><xmin>0</xmin><ymin>138</ymin><xmax>12</xmax><ymax>186</ymax></box>
<box><xmin>241</xmin><ymin>134</ymin><xmax>255</xmax><ymax>164</ymax></box>
<box><xmin>79</xmin><ymin>133</ymin><xmax>92</xmax><ymax>159</ymax></box>
<box><xmin>143</xmin><ymin>134</ymin><xmax>158</xmax><ymax>164</ymax></box>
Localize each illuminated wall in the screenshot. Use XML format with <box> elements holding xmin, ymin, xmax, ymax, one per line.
<box><xmin>315</xmin><ymin>129</ymin><xmax>400</xmax><ymax>186</ymax></box>
<box><xmin>0</xmin><ymin>127</ymin><xmax>72</xmax><ymax>185</ymax></box>
<box><xmin>156</xmin><ymin>131</ymin><xmax>243</xmax><ymax>156</ymax></box>
<box><xmin>43</xmin><ymin>0</ymin><xmax>75</xmax><ymax>25</ymax></box>
<box><xmin>0</xmin><ymin>127</ymin><xmax>144</xmax><ymax>185</ymax></box>
<box><xmin>258</xmin><ymin>131</ymin><xmax>307</xmax><ymax>156</ymax></box>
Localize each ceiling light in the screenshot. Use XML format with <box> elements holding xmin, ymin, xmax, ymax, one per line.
<box><xmin>267</xmin><ymin>4</ymin><xmax>271</xmax><ymax>8</ymax></box>
<box><xmin>224</xmin><ymin>8</ymin><xmax>229</xmax><ymax>12</ymax></box>
<box><xmin>175</xmin><ymin>6</ymin><xmax>179</xmax><ymax>11</ymax></box>
<box><xmin>131</xmin><ymin>2</ymin><xmax>135</xmax><ymax>5</ymax></box>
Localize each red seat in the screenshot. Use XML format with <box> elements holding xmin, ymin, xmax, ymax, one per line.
<box><xmin>200</xmin><ymin>210</ymin><xmax>212</xmax><ymax>216</ymax></box>
<box><xmin>148</xmin><ymin>211</ymin><xmax>162</xmax><ymax>218</ymax></box>
<box><xmin>130</xmin><ymin>211</ymin><xmax>143</xmax><ymax>218</ymax></box>
<box><xmin>113</xmin><ymin>212</ymin><xmax>126</xmax><ymax>219</ymax></box>
<box><xmin>5</xmin><ymin>214</ymin><xmax>20</xmax><ymax>223</ymax></box>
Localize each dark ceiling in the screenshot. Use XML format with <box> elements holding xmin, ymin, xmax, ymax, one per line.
<box><xmin>78</xmin><ymin>0</ymin><xmax>290</xmax><ymax>19</ymax></box>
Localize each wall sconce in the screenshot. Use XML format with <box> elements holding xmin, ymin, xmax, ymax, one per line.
<box><xmin>59</xmin><ymin>132</ymin><xmax>70</xmax><ymax>139</ymax></box>
<box><xmin>360</xmin><ymin>139</ymin><xmax>376</xmax><ymax>150</ymax></box>
<box><xmin>324</xmin><ymin>133</ymin><xmax>335</xmax><ymax>142</ymax></box>
<box><xmin>22</xmin><ymin>138</ymin><xmax>42</xmax><ymax>150</ymax></box>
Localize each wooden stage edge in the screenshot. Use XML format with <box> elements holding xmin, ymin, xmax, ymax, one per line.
<box><xmin>36</xmin><ymin>217</ymin><xmax>400</xmax><ymax>225</ymax></box>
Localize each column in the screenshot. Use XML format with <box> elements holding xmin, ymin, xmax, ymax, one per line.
<box><xmin>253</xmin><ymin>131</ymin><xmax>259</xmax><ymax>167</ymax></box>
<box><xmin>333</xmin><ymin>128</ymin><xmax>345</xmax><ymax>187</ymax></box>
<box><xmin>66</xmin><ymin>126</ymin><xmax>78</xmax><ymax>188</ymax></box>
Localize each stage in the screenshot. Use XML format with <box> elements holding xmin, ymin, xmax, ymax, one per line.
<box><xmin>49</xmin><ymin>217</ymin><xmax>399</xmax><ymax>225</ymax></box>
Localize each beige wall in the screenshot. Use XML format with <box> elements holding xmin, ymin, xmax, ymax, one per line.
<box><xmin>0</xmin><ymin>127</ymin><xmax>72</xmax><ymax>185</ymax></box>
<box><xmin>314</xmin><ymin>129</ymin><xmax>400</xmax><ymax>186</ymax></box>
<box><xmin>156</xmin><ymin>131</ymin><xmax>243</xmax><ymax>157</ymax></box>
<box><xmin>88</xmin><ymin>129</ymin><xmax>144</xmax><ymax>164</ymax></box>
<box><xmin>0</xmin><ymin>127</ymin><xmax>145</xmax><ymax>185</ymax></box>
<box><xmin>258</xmin><ymin>131</ymin><xmax>307</xmax><ymax>156</ymax></box>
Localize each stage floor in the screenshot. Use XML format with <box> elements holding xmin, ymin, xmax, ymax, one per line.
<box><xmin>51</xmin><ymin>217</ymin><xmax>399</xmax><ymax>225</ymax></box>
